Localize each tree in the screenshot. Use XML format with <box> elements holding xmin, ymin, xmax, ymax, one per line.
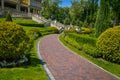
<box><xmin>57</xmin><ymin>7</ymin><xmax>70</xmax><ymax>23</ymax></box>
<box><xmin>69</xmin><ymin>0</ymin><xmax>85</xmax><ymax>25</ymax></box>
<box><xmin>110</xmin><ymin>0</ymin><xmax>120</xmax><ymax>26</ymax></box>
<box><xmin>41</xmin><ymin>0</ymin><xmax>62</xmax><ymax>19</ymax></box>
<box><xmin>95</xmin><ymin>0</ymin><xmax>112</xmax><ymax>37</ymax></box>
<box><xmin>64</xmin><ymin>17</ymin><xmax>70</xmax><ymax>25</ymax></box>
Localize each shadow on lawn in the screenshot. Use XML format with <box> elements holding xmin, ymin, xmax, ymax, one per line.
<box><xmin>29</xmin><ymin>57</ymin><xmax>46</xmax><ymax>67</ymax></box>
<box><xmin>18</xmin><ymin>23</ymin><xmax>44</xmax><ymax>27</ymax></box>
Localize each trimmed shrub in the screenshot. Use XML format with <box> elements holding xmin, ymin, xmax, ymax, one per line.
<box><xmin>96</xmin><ymin>26</ymin><xmax>120</xmax><ymax>63</ymax></box>
<box><xmin>67</xmin><ymin>33</ymin><xmax>97</xmax><ymax>47</ymax></box>
<box><xmin>50</xmin><ymin>27</ymin><xmax>59</xmax><ymax>34</ymax></box>
<box><xmin>0</xmin><ymin>22</ymin><xmax>33</xmax><ymax>63</ymax></box>
<box><xmin>83</xmin><ymin>44</ymin><xmax>102</xmax><ymax>58</ymax></box>
<box><xmin>30</xmin><ymin>28</ymin><xmax>42</xmax><ymax>40</ymax></box>
<box><xmin>5</xmin><ymin>12</ymin><xmax>12</xmax><ymax>22</ymax></box>
<box><xmin>64</xmin><ymin>36</ymin><xmax>82</xmax><ymax>49</ymax></box>
<box><xmin>81</xmin><ymin>27</ymin><xmax>93</xmax><ymax>34</ymax></box>
<box><xmin>65</xmin><ymin>27</ymin><xmax>77</xmax><ymax>33</ymax></box>
<box><xmin>62</xmin><ymin>33</ymin><xmax>102</xmax><ymax>58</ymax></box>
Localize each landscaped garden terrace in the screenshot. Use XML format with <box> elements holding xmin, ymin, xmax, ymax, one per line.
<box><xmin>0</xmin><ymin>17</ymin><xmax>120</xmax><ymax>79</ymax></box>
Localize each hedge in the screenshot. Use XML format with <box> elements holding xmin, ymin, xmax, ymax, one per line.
<box><xmin>63</xmin><ymin>33</ymin><xmax>101</xmax><ymax>58</ymax></box>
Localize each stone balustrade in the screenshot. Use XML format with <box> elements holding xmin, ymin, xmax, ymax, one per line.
<box><xmin>32</xmin><ymin>14</ymin><xmax>51</xmax><ymax>26</ymax></box>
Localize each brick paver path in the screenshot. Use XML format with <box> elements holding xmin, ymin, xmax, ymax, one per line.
<box><xmin>39</xmin><ymin>34</ymin><xmax>120</xmax><ymax>80</ymax></box>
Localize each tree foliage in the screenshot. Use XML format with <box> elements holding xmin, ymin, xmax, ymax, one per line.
<box><xmin>95</xmin><ymin>0</ymin><xmax>111</xmax><ymax>37</ymax></box>
<box><xmin>109</xmin><ymin>0</ymin><xmax>120</xmax><ymax>26</ymax></box>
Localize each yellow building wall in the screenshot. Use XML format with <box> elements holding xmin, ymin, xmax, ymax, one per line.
<box><xmin>21</xmin><ymin>0</ymin><xmax>29</xmax><ymax>5</ymax></box>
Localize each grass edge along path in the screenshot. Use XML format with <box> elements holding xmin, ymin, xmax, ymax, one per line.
<box><xmin>59</xmin><ymin>34</ymin><xmax>120</xmax><ymax>79</ymax></box>
<box><xmin>0</xmin><ymin>18</ymin><xmax>48</xmax><ymax>80</ymax></box>
<box><xmin>37</xmin><ymin>35</ymin><xmax>56</xmax><ymax>80</ymax></box>
<box><xmin>0</xmin><ymin>37</ymin><xmax>48</xmax><ymax>80</ymax></box>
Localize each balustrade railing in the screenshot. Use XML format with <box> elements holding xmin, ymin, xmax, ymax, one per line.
<box><xmin>3</xmin><ymin>7</ymin><xmax>32</xmax><ymax>18</ymax></box>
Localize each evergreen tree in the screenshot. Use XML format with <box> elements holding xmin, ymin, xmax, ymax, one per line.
<box><xmin>95</xmin><ymin>0</ymin><xmax>111</xmax><ymax>37</ymax></box>
<box><xmin>5</xmin><ymin>12</ymin><xmax>12</xmax><ymax>22</ymax></box>
<box><xmin>110</xmin><ymin>0</ymin><xmax>120</xmax><ymax>26</ymax></box>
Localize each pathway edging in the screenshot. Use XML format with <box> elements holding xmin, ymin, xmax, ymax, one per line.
<box><xmin>37</xmin><ymin>37</ymin><xmax>55</xmax><ymax>80</ymax></box>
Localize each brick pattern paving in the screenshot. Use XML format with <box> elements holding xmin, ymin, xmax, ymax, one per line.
<box><xmin>39</xmin><ymin>34</ymin><xmax>120</xmax><ymax>80</ymax></box>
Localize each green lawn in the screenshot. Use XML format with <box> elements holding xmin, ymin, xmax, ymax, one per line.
<box><xmin>0</xmin><ymin>18</ymin><xmax>48</xmax><ymax>80</ymax></box>
<box><xmin>59</xmin><ymin>34</ymin><xmax>120</xmax><ymax>78</ymax></box>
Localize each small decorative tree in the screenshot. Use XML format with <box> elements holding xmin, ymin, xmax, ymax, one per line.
<box><xmin>5</xmin><ymin>12</ymin><xmax>13</xmax><ymax>22</ymax></box>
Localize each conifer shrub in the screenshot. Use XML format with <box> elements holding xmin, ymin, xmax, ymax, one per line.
<box><xmin>5</xmin><ymin>12</ymin><xmax>12</xmax><ymax>22</ymax></box>
<box><xmin>0</xmin><ymin>22</ymin><xmax>33</xmax><ymax>67</ymax></box>
<box><xmin>96</xmin><ymin>26</ymin><xmax>120</xmax><ymax>63</ymax></box>
<box><xmin>95</xmin><ymin>0</ymin><xmax>112</xmax><ymax>37</ymax></box>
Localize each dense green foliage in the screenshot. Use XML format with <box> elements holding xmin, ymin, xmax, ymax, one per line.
<box><xmin>81</xmin><ymin>27</ymin><xmax>93</xmax><ymax>34</ymax></box>
<box><xmin>96</xmin><ymin>26</ymin><xmax>120</xmax><ymax>63</ymax></box>
<box><xmin>30</xmin><ymin>28</ymin><xmax>42</xmax><ymax>40</ymax></box>
<box><xmin>5</xmin><ymin>12</ymin><xmax>13</xmax><ymax>22</ymax></box>
<box><xmin>69</xmin><ymin>0</ymin><xmax>98</xmax><ymax>27</ymax></box>
<box><xmin>50</xmin><ymin>27</ymin><xmax>59</xmax><ymax>33</ymax></box>
<box><xmin>95</xmin><ymin>0</ymin><xmax>111</xmax><ymax>37</ymax></box>
<box><xmin>63</xmin><ymin>33</ymin><xmax>101</xmax><ymax>58</ymax></box>
<box><xmin>110</xmin><ymin>0</ymin><xmax>120</xmax><ymax>26</ymax></box>
<box><xmin>0</xmin><ymin>22</ymin><xmax>33</xmax><ymax>63</ymax></box>
<box><xmin>64</xmin><ymin>27</ymin><xmax>76</xmax><ymax>33</ymax></box>
<box><xmin>66</xmin><ymin>33</ymin><xmax>97</xmax><ymax>46</ymax></box>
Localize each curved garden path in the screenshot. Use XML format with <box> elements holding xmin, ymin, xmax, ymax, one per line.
<box><xmin>39</xmin><ymin>34</ymin><xmax>120</xmax><ymax>80</ymax></box>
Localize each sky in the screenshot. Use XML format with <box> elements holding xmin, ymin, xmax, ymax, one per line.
<box><xmin>59</xmin><ymin>0</ymin><xmax>100</xmax><ymax>7</ymax></box>
<box><xmin>59</xmin><ymin>0</ymin><xmax>72</xmax><ymax>7</ymax></box>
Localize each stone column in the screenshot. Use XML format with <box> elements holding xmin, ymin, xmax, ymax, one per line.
<box><xmin>28</xmin><ymin>6</ymin><xmax>30</xmax><ymax>15</ymax></box>
<box><xmin>16</xmin><ymin>0</ymin><xmax>20</xmax><ymax>12</ymax></box>
<box><xmin>36</xmin><ymin>9</ymin><xmax>38</xmax><ymax>14</ymax></box>
<box><xmin>1</xmin><ymin>0</ymin><xmax>4</xmax><ymax>14</ymax></box>
<box><xmin>33</xmin><ymin>9</ymin><xmax>35</xmax><ymax>14</ymax></box>
<box><xmin>35</xmin><ymin>9</ymin><xmax>37</xmax><ymax>14</ymax></box>
<box><xmin>28</xmin><ymin>0</ymin><xmax>31</xmax><ymax>16</ymax></box>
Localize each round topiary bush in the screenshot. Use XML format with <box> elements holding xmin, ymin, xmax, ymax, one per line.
<box><xmin>96</xmin><ymin>26</ymin><xmax>120</xmax><ymax>63</ymax></box>
<box><xmin>0</xmin><ymin>22</ymin><xmax>33</xmax><ymax>65</ymax></box>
